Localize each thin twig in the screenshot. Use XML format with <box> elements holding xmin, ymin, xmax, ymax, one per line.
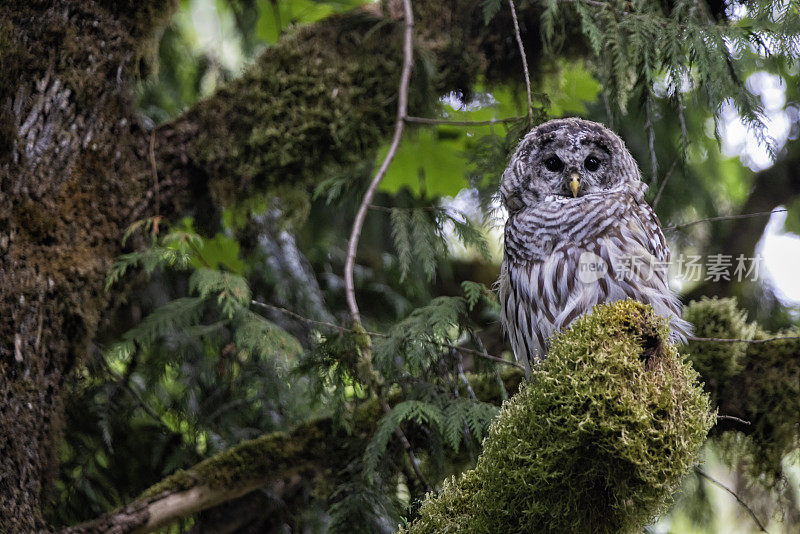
<box><xmin>694</xmin><ymin>466</ymin><xmax>768</xmax><ymax>533</ymax></box>
<box><xmin>250</xmin><ymin>300</ymin><xmax>522</xmax><ymax>369</ymax></box>
<box><xmin>666</xmin><ymin>208</ymin><xmax>787</xmax><ymax>232</ymax></box>
<box><xmin>404</xmin><ymin>115</ymin><xmax>525</xmax><ymax>127</ymax></box>
<box><xmin>149</xmin><ymin>130</ymin><xmax>160</xmax><ymax>217</ymax></box>
<box><xmin>344</xmin><ymin>0</ymin><xmax>414</xmax><ymax>325</ymax></box>
<box><xmin>717</xmin><ymin>414</ymin><xmax>751</xmax><ymax>426</ymax></box>
<box><xmin>383</xmin><ymin>400</ymin><xmax>431</xmax><ymax>492</ymax></box>
<box><xmin>688</xmin><ymin>335</ymin><xmax>800</xmax><ymax>344</ymax></box>
<box><xmin>99</xmin><ymin>355</ymin><xmax>174</xmax><ymax>435</ymax></box>
<box><xmin>652</xmin><ymin>157</ymin><xmax>679</xmax><ymax>209</ymax></box>
<box><xmin>559</xmin><ymin>0</ymin><xmax>607</xmax><ymax>6</ymax></box>
<box><xmin>368</xmin><ymin>204</ymin><xmax>437</xmax><ymax>213</ymax></box>
<box><xmin>507</xmin><ymin>0</ymin><xmax>534</xmax><ymax>127</ymax></box>
<box><xmin>456</xmin><ymin>351</ymin><xmax>478</xmax><ymax>401</ymax></box>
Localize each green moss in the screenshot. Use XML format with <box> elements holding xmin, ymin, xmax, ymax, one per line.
<box><xmin>404</xmin><ymin>301</ymin><xmax>714</xmax><ymax>534</ymax></box>
<box><xmin>140</xmin><ymin>422</ymin><xmax>330</xmax><ymax>499</ymax></box>
<box><xmin>723</xmin><ymin>328</ymin><xmax>800</xmax><ymax>486</ymax></box>
<box><xmin>183</xmin><ymin>13</ymin><xmax>444</xmax><ymax>210</ymax></box>
<box><xmin>683</xmin><ymin>298</ymin><xmax>800</xmax><ymax>481</ymax></box>
<box><xmin>683</xmin><ymin>297</ymin><xmax>755</xmax><ymax>398</ymax></box>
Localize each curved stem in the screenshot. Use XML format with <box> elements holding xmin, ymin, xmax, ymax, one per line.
<box><xmin>343</xmin><ymin>0</ymin><xmax>414</xmax><ymax>324</ymax></box>
<box><xmin>507</xmin><ymin>0</ymin><xmax>534</xmax><ymax>127</ymax></box>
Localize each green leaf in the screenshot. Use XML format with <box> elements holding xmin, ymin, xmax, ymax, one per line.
<box><xmin>190</xmin><ymin>232</ymin><xmax>245</xmax><ymax>274</ymax></box>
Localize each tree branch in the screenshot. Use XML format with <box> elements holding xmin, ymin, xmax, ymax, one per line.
<box><xmin>344</xmin><ymin>0</ymin><xmax>414</xmax><ymax>324</ymax></box>
<box><xmin>694</xmin><ymin>466</ymin><xmax>768</xmax><ymax>533</ymax></box>
<box><xmin>507</xmin><ymin>0</ymin><xmax>534</xmax><ymax>127</ymax></box>
<box><xmin>250</xmin><ymin>300</ymin><xmax>521</xmax><ymax>369</ymax></box>
<box><xmin>404</xmin><ymin>115</ymin><xmax>526</xmax><ymax>126</ymax></box>
<box><xmin>61</xmin><ymin>371</ymin><xmax>523</xmax><ymax>533</ymax></box>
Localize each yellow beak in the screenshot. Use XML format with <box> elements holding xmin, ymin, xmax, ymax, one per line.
<box><xmin>570</xmin><ymin>173</ymin><xmax>580</xmax><ymax>198</ymax></box>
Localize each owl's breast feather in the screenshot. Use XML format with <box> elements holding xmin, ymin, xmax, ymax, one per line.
<box><xmin>505</xmin><ymin>193</ymin><xmax>630</xmax><ymax>263</ymax></box>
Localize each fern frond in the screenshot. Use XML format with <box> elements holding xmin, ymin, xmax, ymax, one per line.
<box><xmin>119</xmin><ymin>297</ymin><xmax>206</xmax><ymax>348</ymax></box>
<box><xmin>390</xmin><ymin>208</ymin><xmax>413</xmax><ymax>281</ymax></box>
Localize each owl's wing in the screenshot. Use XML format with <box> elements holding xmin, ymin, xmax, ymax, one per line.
<box><xmin>625</xmin><ymin>199</ymin><xmax>669</xmax><ymax>263</ymax></box>
<box><xmin>607</xmin><ymin>198</ymin><xmax>692</xmax><ymax>341</ymax></box>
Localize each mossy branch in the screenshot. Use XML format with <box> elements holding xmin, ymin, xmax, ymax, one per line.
<box><xmin>60</xmin><ymin>372</ymin><xmax>523</xmax><ymax>534</ymax></box>
<box><xmin>684</xmin><ymin>297</ymin><xmax>800</xmax><ymax>480</ymax></box>
<box><xmin>404</xmin><ymin>301</ymin><xmax>714</xmax><ymax>533</ymax></box>
<box><xmin>59</xmin><ymin>423</ymin><xmax>337</xmax><ymax>534</ymax></box>
<box><xmin>134</xmin><ymin>0</ymin><xmax>557</xmax><ymax>220</ymax></box>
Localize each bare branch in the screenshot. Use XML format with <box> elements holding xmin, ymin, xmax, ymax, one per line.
<box><xmin>149</xmin><ymin>130</ymin><xmax>160</xmax><ymax>217</ymax></box>
<box><xmin>560</xmin><ymin>0</ymin><xmax>608</xmax><ymax>6</ymax></box>
<box><xmin>250</xmin><ymin>300</ymin><xmax>522</xmax><ymax>369</ymax></box>
<box><xmin>383</xmin><ymin>400</ymin><xmax>431</xmax><ymax>492</ymax></box>
<box><xmin>652</xmin><ymin>157</ymin><xmax>679</xmax><ymax>209</ymax></box>
<box><xmin>507</xmin><ymin>0</ymin><xmax>534</xmax><ymax>127</ymax></box>
<box><xmin>687</xmin><ymin>334</ymin><xmax>800</xmax><ymax>344</ymax></box>
<box><xmin>98</xmin><ymin>355</ymin><xmax>174</xmax><ymax>435</ymax></box>
<box><xmin>368</xmin><ymin>204</ymin><xmax>437</xmax><ymax>212</ymax></box>
<box><xmin>666</xmin><ymin>208</ymin><xmax>787</xmax><ymax>232</ymax></box>
<box><xmin>694</xmin><ymin>466</ymin><xmax>768</xmax><ymax>533</ymax></box>
<box><xmin>344</xmin><ymin>0</ymin><xmax>415</xmax><ymax>324</ymax></box>
<box><xmin>717</xmin><ymin>414</ymin><xmax>751</xmax><ymax>426</ymax></box>
<box><xmin>405</xmin><ymin>115</ymin><xmax>525</xmax><ymax>126</ymax></box>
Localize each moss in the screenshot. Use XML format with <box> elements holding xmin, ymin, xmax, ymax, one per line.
<box><xmin>140</xmin><ymin>422</ymin><xmax>330</xmax><ymax>499</ymax></box>
<box><xmin>683</xmin><ymin>297</ymin><xmax>755</xmax><ymax>399</ymax></box>
<box><xmin>683</xmin><ymin>298</ymin><xmax>800</xmax><ymax>481</ymax></box>
<box><xmin>739</xmin><ymin>328</ymin><xmax>800</xmax><ymax>478</ymax></box>
<box><xmin>404</xmin><ymin>301</ymin><xmax>714</xmax><ymax>534</ymax></box>
<box><xmin>180</xmin><ymin>11</ymin><xmax>457</xmax><ymax>210</ymax></box>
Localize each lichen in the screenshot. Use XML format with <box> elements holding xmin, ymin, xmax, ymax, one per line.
<box><xmin>403</xmin><ymin>301</ymin><xmax>714</xmax><ymax>534</ymax></box>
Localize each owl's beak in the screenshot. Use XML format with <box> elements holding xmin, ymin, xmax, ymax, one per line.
<box><xmin>569</xmin><ymin>172</ymin><xmax>580</xmax><ymax>198</ymax></box>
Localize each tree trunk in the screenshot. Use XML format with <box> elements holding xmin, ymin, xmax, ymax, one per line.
<box><xmin>0</xmin><ymin>2</ymin><xmax>164</xmax><ymax>528</ymax></box>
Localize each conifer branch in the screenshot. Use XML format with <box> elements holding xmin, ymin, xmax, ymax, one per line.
<box><xmin>693</xmin><ymin>467</ymin><xmax>768</xmax><ymax>533</ymax></box>
<box><xmin>344</xmin><ymin>0</ymin><xmax>415</xmax><ymax>324</ymax></box>
<box><xmin>249</xmin><ymin>300</ymin><xmax>522</xmax><ymax>369</ymax></box>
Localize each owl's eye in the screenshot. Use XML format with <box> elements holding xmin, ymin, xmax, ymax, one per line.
<box><xmin>544</xmin><ymin>156</ymin><xmax>564</xmax><ymax>172</ymax></box>
<box><xmin>584</xmin><ymin>156</ymin><xmax>601</xmax><ymax>172</ymax></box>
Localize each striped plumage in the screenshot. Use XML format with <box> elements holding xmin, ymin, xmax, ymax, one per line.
<box><xmin>499</xmin><ymin>118</ymin><xmax>691</xmax><ymax>372</ymax></box>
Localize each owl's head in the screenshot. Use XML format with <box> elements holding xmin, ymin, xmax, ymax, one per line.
<box><xmin>500</xmin><ymin>118</ymin><xmax>647</xmax><ymax>213</ymax></box>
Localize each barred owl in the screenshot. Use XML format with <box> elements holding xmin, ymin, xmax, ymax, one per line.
<box><xmin>499</xmin><ymin>118</ymin><xmax>691</xmax><ymax>372</ymax></box>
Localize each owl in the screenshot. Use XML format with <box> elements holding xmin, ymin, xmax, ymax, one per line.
<box><xmin>498</xmin><ymin>118</ymin><xmax>691</xmax><ymax>372</ymax></box>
